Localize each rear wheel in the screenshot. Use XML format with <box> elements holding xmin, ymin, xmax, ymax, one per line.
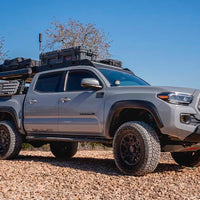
<box><xmin>171</xmin><ymin>151</ymin><xmax>200</xmax><ymax>167</ymax></box>
<box><xmin>113</xmin><ymin>121</ymin><xmax>160</xmax><ymax>176</ymax></box>
<box><xmin>0</xmin><ymin>121</ymin><xmax>23</xmax><ymax>160</ymax></box>
<box><xmin>50</xmin><ymin>141</ymin><xmax>78</xmax><ymax>160</ymax></box>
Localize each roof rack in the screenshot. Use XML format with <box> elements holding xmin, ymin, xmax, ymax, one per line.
<box><xmin>0</xmin><ymin>46</ymin><xmax>134</xmax><ymax>81</ymax></box>
<box><xmin>99</xmin><ymin>59</ymin><xmax>122</xmax><ymax>68</ymax></box>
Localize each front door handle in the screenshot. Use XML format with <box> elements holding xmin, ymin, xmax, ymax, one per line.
<box><xmin>60</xmin><ymin>97</ymin><xmax>71</xmax><ymax>103</ymax></box>
<box><xmin>28</xmin><ymin>99</ymin><xmax>37</xmax><ymax>104</ymax></box>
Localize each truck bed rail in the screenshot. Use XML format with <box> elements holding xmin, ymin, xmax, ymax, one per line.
<box><xmin>0</xmin><ymin>81</ymin><xmax>20</xmax><ymax>96</ymax></box>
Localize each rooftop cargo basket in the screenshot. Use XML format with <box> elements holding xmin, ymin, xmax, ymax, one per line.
<box><xmin>40</xmin><ymin>46</ymin><xmax>98</xmax><ymax>66</ymax></box>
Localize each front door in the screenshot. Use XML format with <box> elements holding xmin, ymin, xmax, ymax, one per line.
<box><xmin>24</xmin><ymin>71</ymin><xmax>64</xmax><ymax>134</ymax></box>
<box><xmin>58</xmin><ymin>69</ymin><xmax>105</xmax><ymax>136</ymax></box>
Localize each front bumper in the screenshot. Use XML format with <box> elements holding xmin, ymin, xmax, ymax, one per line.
<box><xmin>160</xmin><ymin>104</ymin><xmax>200</xmax><ymax>140</ymax></box>
<box><xmin>156</xmin><ymin>89</ymin><xmax>200</xmax><ymax>141</ymax></box>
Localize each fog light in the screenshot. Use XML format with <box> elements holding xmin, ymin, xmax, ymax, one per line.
<box><xmin>180</xmin><ymin>114</ymin><xmax>191</xmax><ymax>124</ymax></box>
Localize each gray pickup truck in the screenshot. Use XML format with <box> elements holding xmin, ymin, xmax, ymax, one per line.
<box><xmin>0</xmin><ymin>50</ymin><xmax>200</xmax><ymax>176</ymax></box>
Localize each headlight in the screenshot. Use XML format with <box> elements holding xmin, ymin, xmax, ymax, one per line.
<box><xmin>157</xmin><ymin>92</ymin><xmax>193</xmax><ymax>104</ymax></box>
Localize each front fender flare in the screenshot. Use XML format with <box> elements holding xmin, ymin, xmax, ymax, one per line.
<box><xmin>105</xmin><ymin>100</ymin><xmax>163</xmax><ymax>138</ymax></box>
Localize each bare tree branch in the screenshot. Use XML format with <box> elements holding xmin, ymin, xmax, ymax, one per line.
<box><xmin>43</xmin><ymin>18</ymin><xmax>112</xmax><ymax>59</ymax></box>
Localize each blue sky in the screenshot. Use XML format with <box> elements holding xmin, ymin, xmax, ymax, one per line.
<box><xmin>0</xmin><ymin>0</ymin><xmax>199</xmax><ymax>88</ymax></box>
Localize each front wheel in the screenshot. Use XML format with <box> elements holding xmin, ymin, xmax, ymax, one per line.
<box><xmin>50</xmin><ymin>141</ymin><xmax>78</xmax><ymax>160</ymax></box>
<box><xmin>113</xmin><ymin>121</ymin><xmax>161</xmax><ymax>176</ymax></box>
<box><xmin>171</xmin><ymin>151</ymin><xmax>200</xmax><ymax>167</ymax></box>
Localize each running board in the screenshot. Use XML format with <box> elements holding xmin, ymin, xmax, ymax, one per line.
<box><xmin>26</xmin><ymin>136</ymin><xmax>112</xmax><ymax>144</ymax></box>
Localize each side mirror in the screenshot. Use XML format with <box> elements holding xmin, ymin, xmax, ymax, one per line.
<box><xmin>81</xmin><ymin>78</ymin><xmax>102</xmax><ymax>90</ymax></box>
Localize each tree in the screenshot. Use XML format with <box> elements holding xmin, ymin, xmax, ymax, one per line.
<box><xmin>44</xmin><ymin>18</ymin><xmax>112</xmax><ymax>59</ymax></box>
<box><xmin>0</xmin><ymin>37</ymin><xmax>7</xmax><ymax>63</ymax></box>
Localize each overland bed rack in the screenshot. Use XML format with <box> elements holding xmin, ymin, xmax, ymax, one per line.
<box><xmin>0</xmin><ymin>46</ymin><xmax>133</xmax><ymax>83</ymax></box>
<box><xmin>0</xmin><ymin>80</ymin><xmax>20</xmax><ymax>96</ymax></box>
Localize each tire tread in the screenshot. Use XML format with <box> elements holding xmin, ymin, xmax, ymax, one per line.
<box><xmin>113</xmin><ymin>121</ymin><xmax>161</xmax><ymax>176</ymax></box>
<box><xmin>0</xmin><ymin>121</ymin><xmax>23</xmax><ymax>160</ymax></box>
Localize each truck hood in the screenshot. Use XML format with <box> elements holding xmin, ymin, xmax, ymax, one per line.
<box><xmin>153</xmin><ymin>86</ymin><xmax>197</xmax><ymax>95</ymax></box>
<box><xmin>109</xmin><ymin>86</ymin><xmax>198</xmax><ymax>95</ymax></box>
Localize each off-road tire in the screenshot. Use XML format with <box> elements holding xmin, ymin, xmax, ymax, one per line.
<box><xmin>171</xmin><ymin>151</ymin><xmax>200</xmax><ymax>167</ymax></box>
<box><xmin>0</xmin><ymin>121</ymin><xmax>23</xmax><ymax>160</ymax></box>
<box><xmin>50</xmin><ymin>141</ymin><xmax>78</xmax><ymax>160</ymax></box>
<box><xmin>113</xmin><ymin>121</ymin><xmax>161</xmax><ymax>176</ymax></box>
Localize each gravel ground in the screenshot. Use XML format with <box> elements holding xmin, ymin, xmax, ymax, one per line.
<box><xmin>0</xmin><ymin>150</ymin><xmax>199</xmax><ymax>200</ymax></box>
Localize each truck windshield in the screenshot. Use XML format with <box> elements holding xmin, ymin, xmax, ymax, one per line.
<box><xmin>98</xmin><ymin>68</ymin><xmax>149</xmax><ymax>86</ymax></box>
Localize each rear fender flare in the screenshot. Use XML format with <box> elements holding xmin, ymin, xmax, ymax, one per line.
<box><xmin>0</xmin><ymin>107</ymin><xmax>22</xmax><ymax>133</ymax></box>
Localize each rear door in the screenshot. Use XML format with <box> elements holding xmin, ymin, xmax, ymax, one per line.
<box><xmin>58</xmin><ymin>69</ymin><xmax>105</xmax><ymax>136</ymax></box>
<box><xmin>24</xmin><ymin>71</ymin><xmax>65</xmax><ymax>134</ymax></box>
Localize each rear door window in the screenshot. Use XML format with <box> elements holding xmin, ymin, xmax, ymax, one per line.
<box><xmin>35</xmin><ymin>71</ymin><xmax>64</xmax><ymax>93</ymax></box>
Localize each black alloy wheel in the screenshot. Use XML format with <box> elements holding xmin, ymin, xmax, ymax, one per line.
<box><xmin>120</xmin><ymin>133</ymin><xmax>142</xmax><ymax>166</ymax></box>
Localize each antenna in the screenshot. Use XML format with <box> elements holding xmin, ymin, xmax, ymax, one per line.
<box><xmin>39</xmin><ymin>33</ymin><xmax>42</xmax><ymax>59</ymax></box>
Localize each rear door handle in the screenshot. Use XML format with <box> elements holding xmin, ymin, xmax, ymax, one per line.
<box><xmin>60</xmin><ymin>97</ymin><xmax>71</xmax><ymax>103</ymax></box>
<box><xmin>28</xmin><ymin>99</ymin><xmax>37</xmax><ymax>104</ymax></box>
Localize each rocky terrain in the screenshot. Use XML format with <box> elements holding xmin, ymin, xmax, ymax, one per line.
<box><xmin>0</xmin><ymin>150</ymin><xmax>199</xmax><ymax>200</ymax></box>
